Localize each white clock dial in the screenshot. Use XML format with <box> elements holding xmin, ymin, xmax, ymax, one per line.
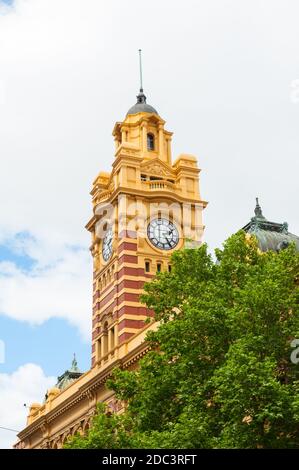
<box><xmin>147</xmin><ymin>218</ymin><xmax>179</xmax><ymax>250</ymax></box>
<box><xmin>102</xmin><ymin>228</ymin><xmax>113</xmax><ymax>262</ymax></box>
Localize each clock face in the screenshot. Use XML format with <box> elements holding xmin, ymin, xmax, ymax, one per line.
<box><xmin>147</xmin><ymin>218</ymin><xmax>179</xmax><ymax>250</ymax></box>
<box><xmin>102</xmin><ymin>228</ymin><xmax>113</xmax><ymax>262</ymax></box>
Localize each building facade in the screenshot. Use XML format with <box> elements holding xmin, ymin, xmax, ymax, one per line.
<box><xmin>15</xmin><ymin>89</ymin><xmax>207</xmax><ymax>449</ymax></box>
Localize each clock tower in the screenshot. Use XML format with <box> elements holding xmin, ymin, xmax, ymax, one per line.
<box><xmin>86</xmin><ymin>88</ymin><xmax>207</xmax><ymax>368</ymax></box>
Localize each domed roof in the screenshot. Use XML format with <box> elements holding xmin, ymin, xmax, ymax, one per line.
<box><xmin>55</xmin><ymin>354</ymin><xmax>82</xmax><ymax>391</ymax></box>
<box><xmin>127</xmin><ymin>89</ymin><xmax>158</xmax><ymax>116</ymax></box>
<box><xmin>242</xmin><ymin>198</ymin><xmax>299</xmax><ymax>252</ymax></box>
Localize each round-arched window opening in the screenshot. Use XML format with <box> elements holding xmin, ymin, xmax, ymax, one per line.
<box><xmin>147</xmin><ymin>133</ymin><xmax>155</xmax><ymax>151</ymax></box>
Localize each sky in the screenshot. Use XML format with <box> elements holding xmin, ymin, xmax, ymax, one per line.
<box><xmin>0</xmin><ymin>0</ymin><xmax>298</xmax><ymax>448</ymax></box>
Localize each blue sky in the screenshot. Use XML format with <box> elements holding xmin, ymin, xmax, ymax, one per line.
<box><xmin>0</xmin><ymin>234</ymin><xmax>36</xmax><ymax>271</ymax></box>
<box><xmin>0</xmin><ymin>246</ymin><xmax>90</xmax><ymax>377</ymax></box>
<box><xmin>0</xmin><ymin>0</ymin><xmax>299</xmax><ymax>449</ymax></box>
<box><xmin>0</xmin><ymin>230</ymin><xmax>91</xmax><ymax>448</ymax></box>
<box><xmin>0</xmin><ymin>245</ymin><xmax>34</xmax><ymax>271</ymax></box>
<box><xmin>0</xmin><ymin>316</ymin><xmax>90</xmax><ymax>376</ymax></box>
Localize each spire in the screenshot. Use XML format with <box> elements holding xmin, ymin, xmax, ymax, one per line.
<box><xmin>126</xmin><ymin>50</ymin><xmax>158</xmax><ymax>115</ymax></box>
<box><xmin>254</xmin><ymin>197</ymin><xmax>266</xmax><ymax>219</ymax></box>
<box><xmin>136</xmin><ymin>49</ymin><xmax>147</xmax><ymax>104</ymax></box>
<box><xmin>139</xmin><ymin>49</ymin><xmax>143</xmax><ymax>94</ymax></box>
<box><xmin>70</xmin><ymin>353</ymin><xmax>79</xmax><ymax>372</ymax></box>
<box><xmin>55</xmin><ymin>354</ymin><xmax>82</xmax><ymax>391</ymax></box>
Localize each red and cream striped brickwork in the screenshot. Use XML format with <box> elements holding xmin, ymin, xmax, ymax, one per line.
<box><xmin>86</xmin><ymin>109</ymin><xmax>207</xmax><ymax>368</ymax></box>
<box><xmin>90</xmin><ymin>230</ymin><xmax>156</xmax><ymax>367</ymax></box>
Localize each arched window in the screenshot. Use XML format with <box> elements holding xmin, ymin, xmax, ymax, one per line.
<box><xmin>83</xmin><ymin>422</ymin><xmax>90</xmax><ymax>435</ymax></box>
<box><xmin>147</xmin><ymin>133</ymin><xmax>155</xmax><ymax>151</ymax></box>
<box><xmin>145</xmin><ymin>261</ymin><xmax>151</xmax><ymax>273</ymax></box>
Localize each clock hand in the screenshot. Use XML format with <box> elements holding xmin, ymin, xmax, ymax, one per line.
<box><xmin>158</xmin><ymin>225</ymin><xmax>162</xmax><ymax>240</ymax></box>
<box><xmin>165</xmin><ymin>237</ymin><xmax>172</xmax><ymax>247</ymax></box>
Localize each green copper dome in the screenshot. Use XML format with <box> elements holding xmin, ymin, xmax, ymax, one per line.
<box><xmin>55</xmin><ymin>354</ymin><xmax>83</xmax><ymax>391</ymax></box>
<box><xmin>242</xmin><ymin>198</ymin><xmax>299</xmax><ymax>252</ymax></box>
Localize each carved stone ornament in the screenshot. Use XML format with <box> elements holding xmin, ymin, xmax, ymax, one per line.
<box><xmin>142</xmin><ymin>162</ymin><xmax>172</xmax><ymax>178</ymax></box>
<box><xmin>40</xmin><ymin>423</ymin><xmax>48</xmax><ymax>436</ymax></box>
<box><xmin>41</xmin><ymin>440</ymin><xmax>50</xmax><ymax>449</ymax></box>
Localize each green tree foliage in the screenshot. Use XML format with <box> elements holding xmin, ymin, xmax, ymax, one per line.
<box><xmin>66</xmin><ymin>232</ymin><xmax>299</xmax><ymax>449</ymax></box>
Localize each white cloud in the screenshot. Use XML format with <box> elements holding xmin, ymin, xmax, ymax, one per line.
<box><xmin>0</xmin><ymin>0</ymin><xmax>298</xmax><ymax>336</ymax></box>
<box><xmin>0</xmin><ymin>363</ymin><xmax>56</xmax><ymax>449</ymax></box>
<box><xmin>0</xmin><ymin>241</ymin><xmax>92</xmax><ymax>340</ymax></box>
<box><xmin>0</xmin><ymin>0</ymin><xmax>297</xmax><ymax>447</ymax></box>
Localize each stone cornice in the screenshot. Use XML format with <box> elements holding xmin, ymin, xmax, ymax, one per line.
<box><xmin>108</xmin><ymin>187</ymin><xmax>206</xmax><ymax>206</ymax></box>
<box><xmin>17</xmin><ymin>340</ymin><xmax>150</xmax><ymax>441</ymax></box>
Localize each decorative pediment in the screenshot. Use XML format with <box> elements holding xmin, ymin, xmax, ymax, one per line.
<box><xmin>141</xmin><ymin>159</ymin><xmax>174</xmax><ymax>178</ymax></box>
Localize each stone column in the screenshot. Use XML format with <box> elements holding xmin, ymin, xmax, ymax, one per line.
<box><xmin>108</xmin><ymin>329</ymin><xmax>112</xmax><ymax>352</ymax></box>
<box><xmin>95</xmin><ymin>338</ymin><xmax>101</xmax><ymax>363</ymax></box>
<box><xmin>158</xmin><ymin>124</ymin><xmax>164</xmax><ymax>159</ymax></box>
<box><xmin>121</xmin><ymin>128</ymin><xmax>127</xmax><ymax>143</ymax></box>
<box><xmin>142</xmin><ymin>121</ymin><xmax>148</xmax><ymax>154</ymax></box>
<box><xmin>114</xmin><ymin>324</ymin><xmax>119</xmax><ymax>359</ymax></box>
<box><xmin>166</xmin><ymin>136</ymin><xmax>172</xmax><ymax>164</ymax></box>
<box><xmin>100</xmin><ymin>336</ymin><xmax>105</xmax><ymax>361</ymax></box>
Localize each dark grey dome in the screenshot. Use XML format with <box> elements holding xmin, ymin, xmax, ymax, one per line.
<box><xmin>127</xmin><ymin>102</ymin><xmax>158</xmax><ymax>115</ymax></box>
<box><xmin>127</xmin><ymin>90</ymin><xmax>158</xmax><ymax>116</ymax></box>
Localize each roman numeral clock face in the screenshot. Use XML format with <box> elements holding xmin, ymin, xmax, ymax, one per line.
<box><xmin>102</xmin><ymin>228</ymin><xmax>113</xmax><ymax>262</ymax></box>
<box><xmin>147</xmin><ymin>218</ymin><xmax>179</xmax><ymax>250</ymax></box>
